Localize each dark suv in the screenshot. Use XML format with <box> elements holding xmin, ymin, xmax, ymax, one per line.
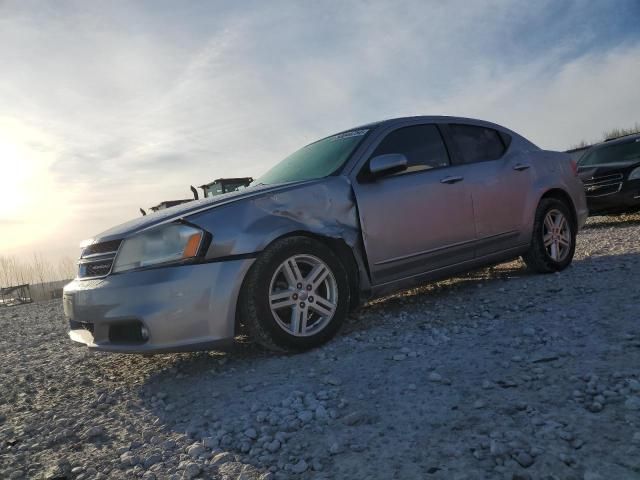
<box><xmin>577</xmin><ymin>134</ymin><xmax>640</xmax><ymax>215</ymax></box>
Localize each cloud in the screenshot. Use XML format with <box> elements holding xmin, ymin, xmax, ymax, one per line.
<box><xmin>0</xmin><ymin>0</ymin><xmax>638</xmax><ymax>261</ymax></box>
<box><xmin>425</xmin><ymin>42</ymin><xmax>640</xmax><ymax>149</ymax></box>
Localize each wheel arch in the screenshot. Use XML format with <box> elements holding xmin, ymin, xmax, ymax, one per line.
<box><xmin>539</xmin><ymin>188</ymin><xmax>578</xmax><ymax>230</ymax></box>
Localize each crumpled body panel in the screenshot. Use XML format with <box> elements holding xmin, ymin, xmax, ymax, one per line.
<box><xmin>186</xmin><ymin>177</ymin><xmax>363</xmax><ymax>260</ymax></box>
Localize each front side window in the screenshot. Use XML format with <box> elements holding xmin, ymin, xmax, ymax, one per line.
<box><xmin>579</xmin><ymin>139</ymin><xmax>640</xmax><ymax>167</ymax></box>
<box><xmin>370</xmin><ymin>124</ymin><xmax>450</xmax><ymax>175</ymax></box>
<box><xmin>255</xmin><ymin>129</ymin><xmax>369</xmax><ymax>185</ymax></box>
<box><xmin>449</xmin><ymin>124</ymin><xmax>506</xmax><ymax>164</ymax></box>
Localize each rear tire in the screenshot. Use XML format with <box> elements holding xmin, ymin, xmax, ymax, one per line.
<box><xmin>522</xmin><ymin>197</ymin><xmax>576</xmax><ymax>273</ymax></box>
<box><xmin>238</xmin><ymin>236</ymin><xmax>350</xmax><ymax>352</ymax></box>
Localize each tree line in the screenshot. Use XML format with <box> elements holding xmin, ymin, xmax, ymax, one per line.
<box><xmin>570</xmin><ymin>123</ymin><xmax>640</xmax><ymax>150</ymax></box>
<box><xmin>0</xmin><ymin>254</ymin><xmax>76</xmax><ymax>288</ymax></box>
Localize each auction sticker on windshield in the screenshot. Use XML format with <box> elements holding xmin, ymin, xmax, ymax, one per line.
<box><xmin>329</xmin><ymin>129</ymin><xmax>368</xmax><ymax>141</ymax></box>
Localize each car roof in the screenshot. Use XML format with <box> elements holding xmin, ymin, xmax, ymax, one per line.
<box><xmin>312</xmin><ymin>115</ymin><xmax>538</xmax><ymax>152</ymax></box>
<box><xmin>584</xmin><ymin>132</ymin><xmax>640</xmax><ymax>154</ymax></box>
<box><xmin>350</xmin><ymin>115</ymin><xmax>509</xmax><ymax>131</ymax></box>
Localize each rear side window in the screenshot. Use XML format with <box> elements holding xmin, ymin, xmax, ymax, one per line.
<box><xmin>449</xmin><ymin>124</ymin><xmax>506</xmax><ymax>164</ymax></box>
<box><xmin>370</xmin><ymin>124</ymin><xmax>450</xmax><ymax>174</ymax></box>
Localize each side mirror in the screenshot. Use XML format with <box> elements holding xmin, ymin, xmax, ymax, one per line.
<box><xmin>369</xmin><ymin>153</ymin><xmax>408</xmax><ymax>178</ymax></box>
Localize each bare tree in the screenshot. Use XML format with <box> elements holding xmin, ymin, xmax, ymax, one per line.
<box><xmin>0</xmin><ymin>256</ymin><xmax>9</xmax><ymax>287</ymax></box>
<box><xmin>0</xmin><ymin>253</ymin><xmax>77</xmax><ymax>303</ymax></box>
<box><xmin>32</xmin><ymin>253</ymin><xmax>48</xmax><ymax>296</ymax></box>
<box><xmin>602</xmin><ymin>122</ymin><xmax>640</xmax><ymax>141</ymax></box>
<box><xmin>568</xmin><ymin>139</ymin><xmax>591</xmax><ymax>150</ymax></box>
<box><xmin>57</xmin><ymin>257</ymin><xmax>76</xmax><ymax>281</ymax></box>
<box><xmin>568</xmin><ymin>122</ymin><xmax>640</xmax><ymax>151</ymax></box>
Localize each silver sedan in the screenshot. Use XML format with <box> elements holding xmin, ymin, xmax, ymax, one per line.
<box><xmin>63</xmin><ymin>116</ymin><xmax>588</xmax><ymax>352</ymax></box>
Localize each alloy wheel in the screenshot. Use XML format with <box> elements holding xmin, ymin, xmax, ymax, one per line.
<box><xmin>543</xmin><ymin>209</ymin><xmax>572</xmax><ymax>262</ymax></box>
<box><xmin>268</xmin><ymin>254</ymin><xmax>338</xmax><ymax>337</ymax></box>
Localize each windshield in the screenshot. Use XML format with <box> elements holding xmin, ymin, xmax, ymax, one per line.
<box><xmin>255</xmin><ymin>129</ymin><xmax>369</xmax><ymax>185</ymax></box>
<box><xmin>567</xmin><ymin>149</ymin><xmax>588</xmax><ymax>162</ymax></box>
<box><xmin>579</xmin><ymin>138</ymin><xmax>640</xmax><ymax>167</ymax></box>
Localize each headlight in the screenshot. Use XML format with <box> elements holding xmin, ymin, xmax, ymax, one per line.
<box><xmin>629</xmin><ymin>167</ymin><xmax>640</xmax><ymax>180</ymax></box>
<box><xmin>113</xmin><ymin>223</ymin><xmax>205</xmax><ymax>273</ymax></box>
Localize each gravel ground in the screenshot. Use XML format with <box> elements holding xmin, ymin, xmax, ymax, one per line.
<box><xmin>2</xmin><ymin>213</ymin><xmax>640</xmax><ymax>480</ymax></box>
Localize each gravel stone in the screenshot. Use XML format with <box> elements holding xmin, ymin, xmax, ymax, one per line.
<box><xmin>624</xmin><ymin>396</ymin><xmax>640</xmax><ymax>410</ymax></box>
<box><xmin>265</xmin><ymin>439</ymin><xmax>281</xmax><ymax>453</ymax></box>
<box><xmin>323</xmin><ymin>376</ymin><xmax>342</xmax><ymax>386</ymax></box>
<box><xmin>315</xmin><ymin>405</ymin><xmax>328</xmax><ymax>420</ymax></box>
<box><xmin>342</xmin><ymin>411</ymin><xmax>365</xmax><ymax>426</ymax></box>
<box><xmin>588</xmin><ymin>402</ymin><xmax>604</xmax><ymax>413</ymax></box>
<box><xmin>297</xmin><ymin>411</ymin><xmax>313</xmax><ymax>423</ymax></box>
<box><xmin>212</xmin><ymin>451</ymin><xmax>234</xmax><ymax>465</ymax></box>
<box><xmin>119</xmin><ymin>451</ymin><xmax>139</xmax><ymax>467</ymax></box>
<box><xmin>183</xmin><ymin>462</ymin><xmax>201</xmax><ymax>479</ymax></box>
<box><xmin>187</xmin><ymin>443</ymin><xmax>205</xmax><ymax>458</ymax></box>
<box><xmin>143</xmin><ymin>453</ymin><xmax>162</xmax><ymax>468</ymax></box>
<box><xmin>514</xmin><ymin>451</ymin><xmax>535</xmax><ymax>468</ymax></box>
<box><xmin>290</xmin><ymin>459</ymin><xmax>308</xmax><ymax>474</ymax></box>
<box><xmin>82</xmin><ymin>426</ymin><xmax>105</xmax><ymax>440</ymax></box>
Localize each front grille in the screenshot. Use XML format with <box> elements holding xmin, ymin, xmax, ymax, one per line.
<box><xmin>82</xmin><ymin>239</ymin><xmax>122</xmax><ymax>256</ymax></box>
<box><xmin>583</xmin><ymin>173</ymin><xmax>623</xmax><ymax>197</ymax></box>
<box><xmin>78</xmin><ymin>239</ymin><xmax>122</xmax><ymax>279</ymax></box>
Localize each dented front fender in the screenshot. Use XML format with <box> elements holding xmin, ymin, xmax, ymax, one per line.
<box><xmin>185</xmin><ymin>176</ymin><xmax>363</xmax><ymax>260</ymax></box>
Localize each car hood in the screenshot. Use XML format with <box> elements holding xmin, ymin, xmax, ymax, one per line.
<box><xmin>91</xmin><ymin>182</ymin><xmax>306</xmax><ymax>242</ymax></box>
<box><xmin>578</xmin><ymin>160</ymin><xmax>640</xmax><ymax>180</ymax></box>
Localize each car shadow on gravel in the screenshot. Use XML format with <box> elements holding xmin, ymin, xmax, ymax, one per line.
<box><xmin>341</xmin><ymin>259</ymin><xmax>534</xmax><ymax>335</ymax></box>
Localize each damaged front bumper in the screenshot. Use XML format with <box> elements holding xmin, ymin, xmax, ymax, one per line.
<box><xmin>62</xmin><ymin>258</ymin><xmax>254</xmax><ymax>353</ymax></box>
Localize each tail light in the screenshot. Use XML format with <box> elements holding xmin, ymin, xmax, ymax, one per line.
<box><xmin>570</xmin><ymin>159</ymin><xmax>578</xmax><ymax>176</ymax></box>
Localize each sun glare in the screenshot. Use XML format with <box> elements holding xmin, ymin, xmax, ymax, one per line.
<box><xmin>0</xmin><ymin>122</ymin><xmax>74</xmax><ymax>256</ymax></box>
<box><xmin>0</xmin><ymin>135</ymin><xmax>31</xmax><ymax>219</ymax></box>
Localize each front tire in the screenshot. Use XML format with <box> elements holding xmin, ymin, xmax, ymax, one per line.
<box><xmin>522</xmin><ymin>197</ymin><xmax>576</xmax><ymax>273</ymax></box>
<box><xmin>238</xmin><ymin>236</ymin><xmax>350</xmax><ymax>352</ymax></box>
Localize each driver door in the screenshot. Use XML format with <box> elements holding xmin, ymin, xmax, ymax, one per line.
<box><xmin>352</xmin><ymin>124</ymin><xmax>477</xmax><ymax>286</ymax></box>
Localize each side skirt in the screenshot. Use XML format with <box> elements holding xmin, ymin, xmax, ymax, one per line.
<box><xmin>367</xmin><ymin>244</ymin><xmax>529</xmax><ymax>299</ymax></box>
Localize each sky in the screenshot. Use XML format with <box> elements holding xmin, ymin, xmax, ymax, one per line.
<box><xmin>1</xmin><ymin>0</ymin><xmax>639</xmax><ymax>263</ymax></box>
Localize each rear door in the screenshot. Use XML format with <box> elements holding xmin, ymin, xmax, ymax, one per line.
<box><xmin>352</xmin><ymin>123</ymin><xmax>477</xmax><ymax>285</ymax></box>
<box><xmin>443</xmin><ymin>123</ymin><xmax>534</xmax><ymax>256</ymax></box>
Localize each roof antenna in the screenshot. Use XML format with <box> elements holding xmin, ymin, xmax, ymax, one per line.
<box><xmin>140</xmin><ymin>208</ymin><xmax>147</xmax><ymax>216</ymax></box>
<box><xmin>190</xmin><ymin>185</ymin><xmax>199</xmax><ymax>200</ymax></box>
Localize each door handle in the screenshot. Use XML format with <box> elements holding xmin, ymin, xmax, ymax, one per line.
<box><xmin>513</xmin><ymin>163</ymin><xmax>530</xmax><ymax>171</ymax></box>
<box><xmin>440</xmin><ymin>176</ymin><xmax>464</xmax><ymax>184</ymax></box>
